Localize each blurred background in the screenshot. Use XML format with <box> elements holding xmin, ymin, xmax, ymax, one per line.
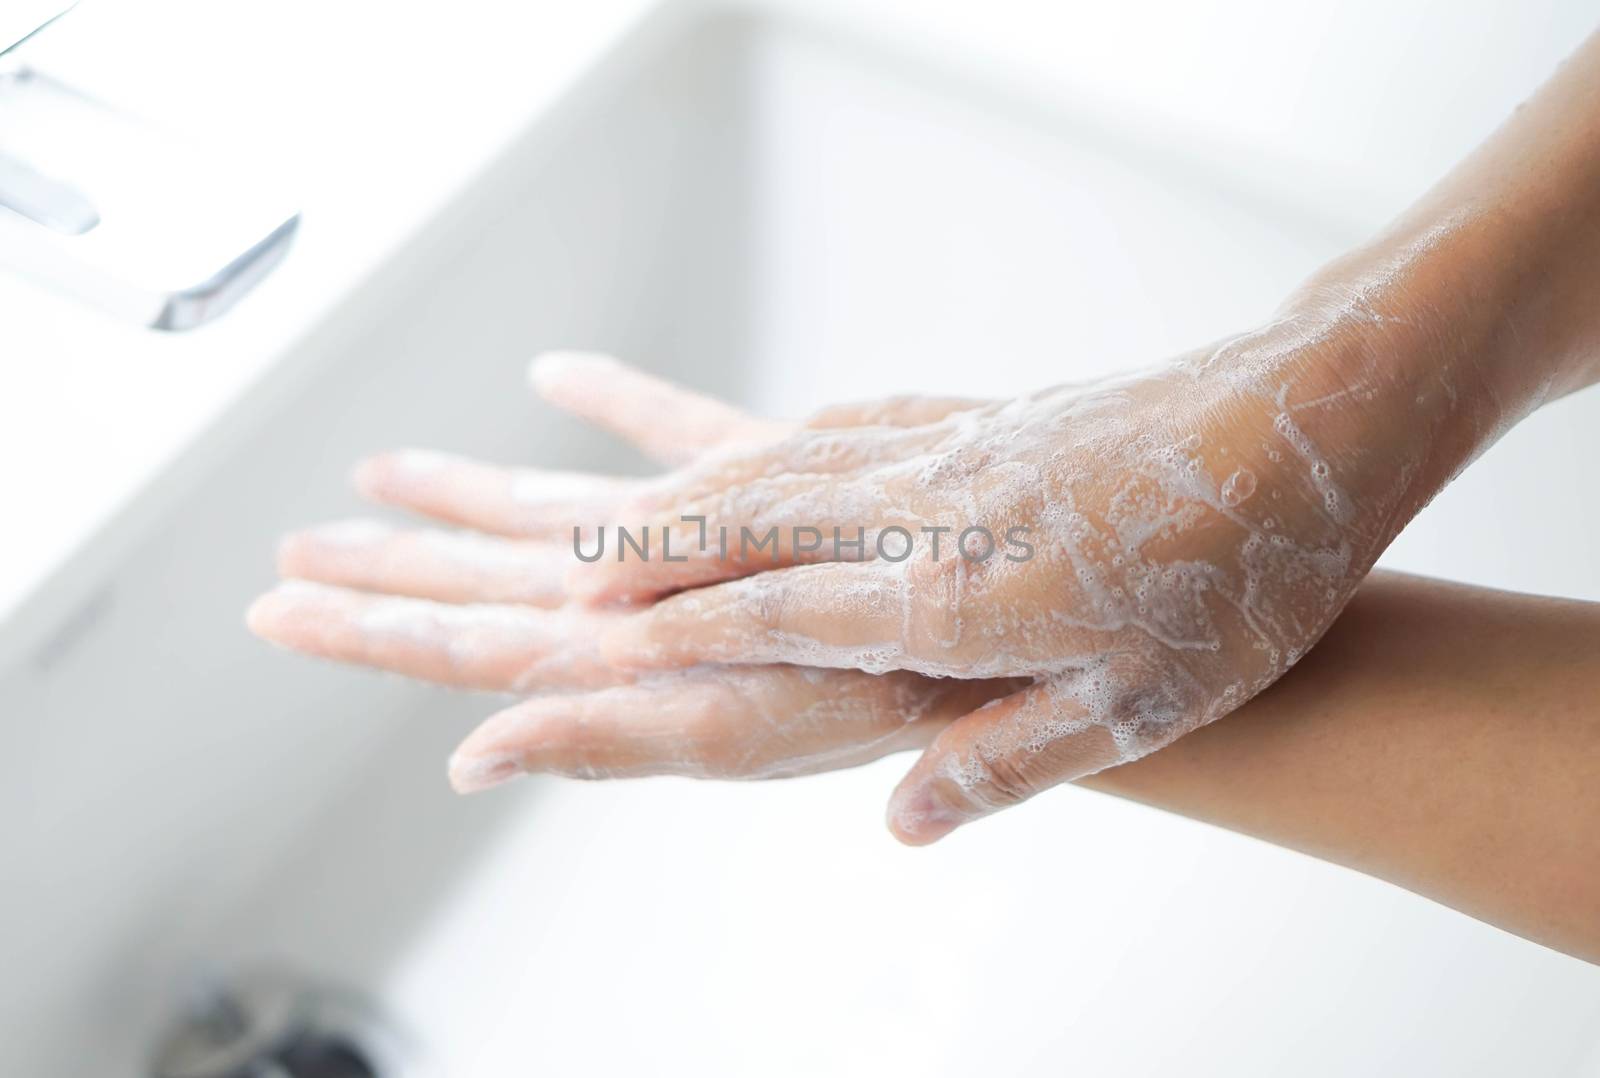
<box><xmin>2</xmin><ymin>1</ymin><xmax>1598</xmax><ymax>1075</ymax></box>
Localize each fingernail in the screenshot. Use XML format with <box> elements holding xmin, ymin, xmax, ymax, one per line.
<box><xmin>244</xmin><ymin>593</ymin><xmax>280</xmax><ymax>638</ymax></box>
<box><xmin>528</xmin><ymin>351</ymin><xmax>619</xmax><ymax>394</ymax></box>
<box><xmin>276</xmin><ymin>520</ymin><xmax>390</xmax><ymax>576</ymax></box>
<box><xmin>306</xmin><ymin>518</ymin><xmax>394</xmax><ymax>547</ymax></box>
<box><xmin>887</xmin><ymin>782</ymin><xmax>967</xmax><ymax>846</ymax></box>
<box><xmin>448</xmin><ymin>750</ymin><xmax>523</xmax><ymax>795</ymax></box>
<box><xmin>354</xmin><ymin>449</ymin><xmax>451</xmax><ymax>499</ymax></box>
<box><xmin>245</xmin><ymin>582</ymin><xmax>340</xmax><ymax>644</ymax></box>
<box><xmin>350</xmin><ymin>456</ymin><xmax>388</xmax><ymax>498</ymax></box>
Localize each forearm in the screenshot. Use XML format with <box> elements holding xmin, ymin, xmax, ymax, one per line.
<box><xmin>1272</xmin><ymin>31</ymin><xmax>1600</xmax><ymax>532</ymax></box>
<box><xmin>1373</xmin><ymin>27</ymin><xmax>1600</xmax><ymax>408</ymax></box>
<box><xmin>1084</xmin><ymin>572</ymin><xmax>1600</xmax><ymax>962</ymax></box>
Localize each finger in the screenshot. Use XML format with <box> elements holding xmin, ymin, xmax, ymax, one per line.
<box><xmin>447</xmin><ymin>665</ymin><xmax>1025</xmax><ymax>791</ymax></box>
<box><xmin>805</xmin><ymin>395</ymin><xmax>992</xmax><ymax>429</ymax></box>
<box><xmin>353</xmin><ymin>357</ymin><xmax>796</xmax><ymax>536</ymax></box>
<box><xmin>599</xmin><ymin>556</ymin><xmax>1026</xmax><ymax>675</ymax></box>
<box><xmin>624</xmin><ymin>422</ymin><xmax>945</xmax><ymax>517</ymax></box>
<box><xmin>887</xmin><ymin>674</ymin><xmax>1173</xmax><ymax>845</ymax></box>
<box><xmin>566</xmin><ymin>471</ymin><xmax>910</xmax><ymax>604</ymax></box>
<box><xmin>277</xmin><ymin>519</ymin><xmax>569</xmax><ymax>607</ymax></box>
<box><xmin>353</xmin><ymin>449</ymin><xmax>633</xmax><ymax>539</ymax></box>
<box><xmin>246</xmin><ymin>580</ymin><xmax>623</xmax><ymax>691</ymax></box>
<box><xmin>599</xmin><ymin>562</ymin><xmax>907</xmax><ymax>667</ymax></box>
<box><xmin>567</xmin><ymin>417</ymin><xmax>964</xmax><ymax>605</ymax></box>
<box><xmin>529</xmin><ymin>351</ymin><xmax>788</xmax><ymax>465</ymax></box>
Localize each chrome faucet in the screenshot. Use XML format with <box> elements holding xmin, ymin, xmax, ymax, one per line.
<box><xmin>0</xmin><ymin>3</ymin><xmax>298</xmax><ymax>330</ymax></box>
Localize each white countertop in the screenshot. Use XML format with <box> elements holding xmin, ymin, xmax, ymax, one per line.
<box><xmin>3</xmin><ymin>0</ymin><xmax>1593</xmax><ymax>649</ymax></box>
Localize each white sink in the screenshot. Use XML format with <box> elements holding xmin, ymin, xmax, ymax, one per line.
<box><xmin>3</xmin><ymin>5</ymin><xmax>1598</xmax><ymax>1075</ymax></box>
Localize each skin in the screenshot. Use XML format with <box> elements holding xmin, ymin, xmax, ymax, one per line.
<box><xmin>253</xmin><ymin>360</ymin><xmax>1600</xmax><ymax>962</ymax></box>
<box><xmin>1083</xmin><ymin>573</ymin><xmax>1600</xmax><ymax>966</ymax></box>
<box><xmin>573</xmin><ymin>28</ymin><xmax>1600</xmax><ymax>842</ymax></box>
<box><xmin>250</xmin><ymin>29</ymin><xmax>1600</xmax><ymax>961</ymax></box>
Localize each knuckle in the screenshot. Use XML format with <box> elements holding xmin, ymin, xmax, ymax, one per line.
<box><xmin>736</xmin><ymin>576</ymin><xmax>788</xmax><ymax>634</ymax></box>
<box><xmin>971</xmin><ymin>751</ymin><xmax>1040</xmax><ymax>810</ymax></box>
<box><xmin>902</xmin><ymin>556</ymin><xmax>971</xmax><ymax>661</ymax></box>
<box><xmin>674</xmin><ymin>685</ymin><xmax>746</xmax><ymax>776</ymax></box>
<box><xmin>560</xmin><ymin>699</ymin><xmax>614</xmax><ymax>780</ymax></box>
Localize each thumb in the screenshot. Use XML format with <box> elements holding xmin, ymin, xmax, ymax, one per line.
<box><xmin>885</xmin><ymin>677</ymin><xmax>1130</xmax><ymax>845</ymax></box>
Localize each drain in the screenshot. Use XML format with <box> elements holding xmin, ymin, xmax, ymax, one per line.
<box><xmin>150</xmin><ymin>969</ymin><xmax>427</xmax><ymax>1078</ymax></box>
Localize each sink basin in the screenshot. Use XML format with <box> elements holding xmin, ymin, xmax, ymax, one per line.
<box><xmin>4</xmin><ymin>4</ymin><xmax>1598</xmax><ymax>1074</ymax></box>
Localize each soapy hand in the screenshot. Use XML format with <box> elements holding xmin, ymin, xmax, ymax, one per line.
<box><xmin>248</xmin><ymin>354</ymin><xmax>786</xmax><ymax>693</ymax></box>
<box><xmin>254</xmin><ymin>304</ymin><xmax>1433</xmax><ymax>843</ymax></box>
<box><xmin>247</xmin><ymin>354</ymin><xmax>983</xmax><ymax>693</ymax></box>
<box><xmin>247</xmin><ymin>356</ymin><xmax>1024</xmax><ymax>821</ymax></box>
<box><xmin>580</xmin><ymin>307</ymin><xmax>1441</xmax><ymax>839</ymax></box>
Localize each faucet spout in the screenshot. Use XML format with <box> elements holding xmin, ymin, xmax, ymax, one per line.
<box><xmin>0</xmin><ymin>7</ymin><xmax>298</xmax><ymax>330</ymax></box>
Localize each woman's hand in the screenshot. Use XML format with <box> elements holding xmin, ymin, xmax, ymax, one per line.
<box><xmin>246</xmin><ymin>353</ymin><xmax>980</xmax><ymax>694</ymax></box>
<box><xmin>252</xmin><ymin>293</ymin><xmax>1460</xmax><ymax>844</ymax></box>
<box><xmin>250</xmin><ymin>251</ymin><xmax>1518</xmax><ymax>845</ymax></box>
<box><xmin>246</xmin><ymin>356</ymin><xmax>1022</xmax><ymax>839</ymax></box>
<box><xmin>576</xmin><ymin>309</ymin><xmax>1453</xmax><ymax>835</ymax></box>
<box><xmin>248</xmin><ymin>353</ymin><xmax>787</xmax><ymax>693</ymax></box>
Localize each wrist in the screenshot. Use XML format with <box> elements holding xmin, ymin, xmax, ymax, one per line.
<box><xmin>1262</xmin><ymin>222</ymin><xmax>1558</xmax><ymax>545</ymax></box>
